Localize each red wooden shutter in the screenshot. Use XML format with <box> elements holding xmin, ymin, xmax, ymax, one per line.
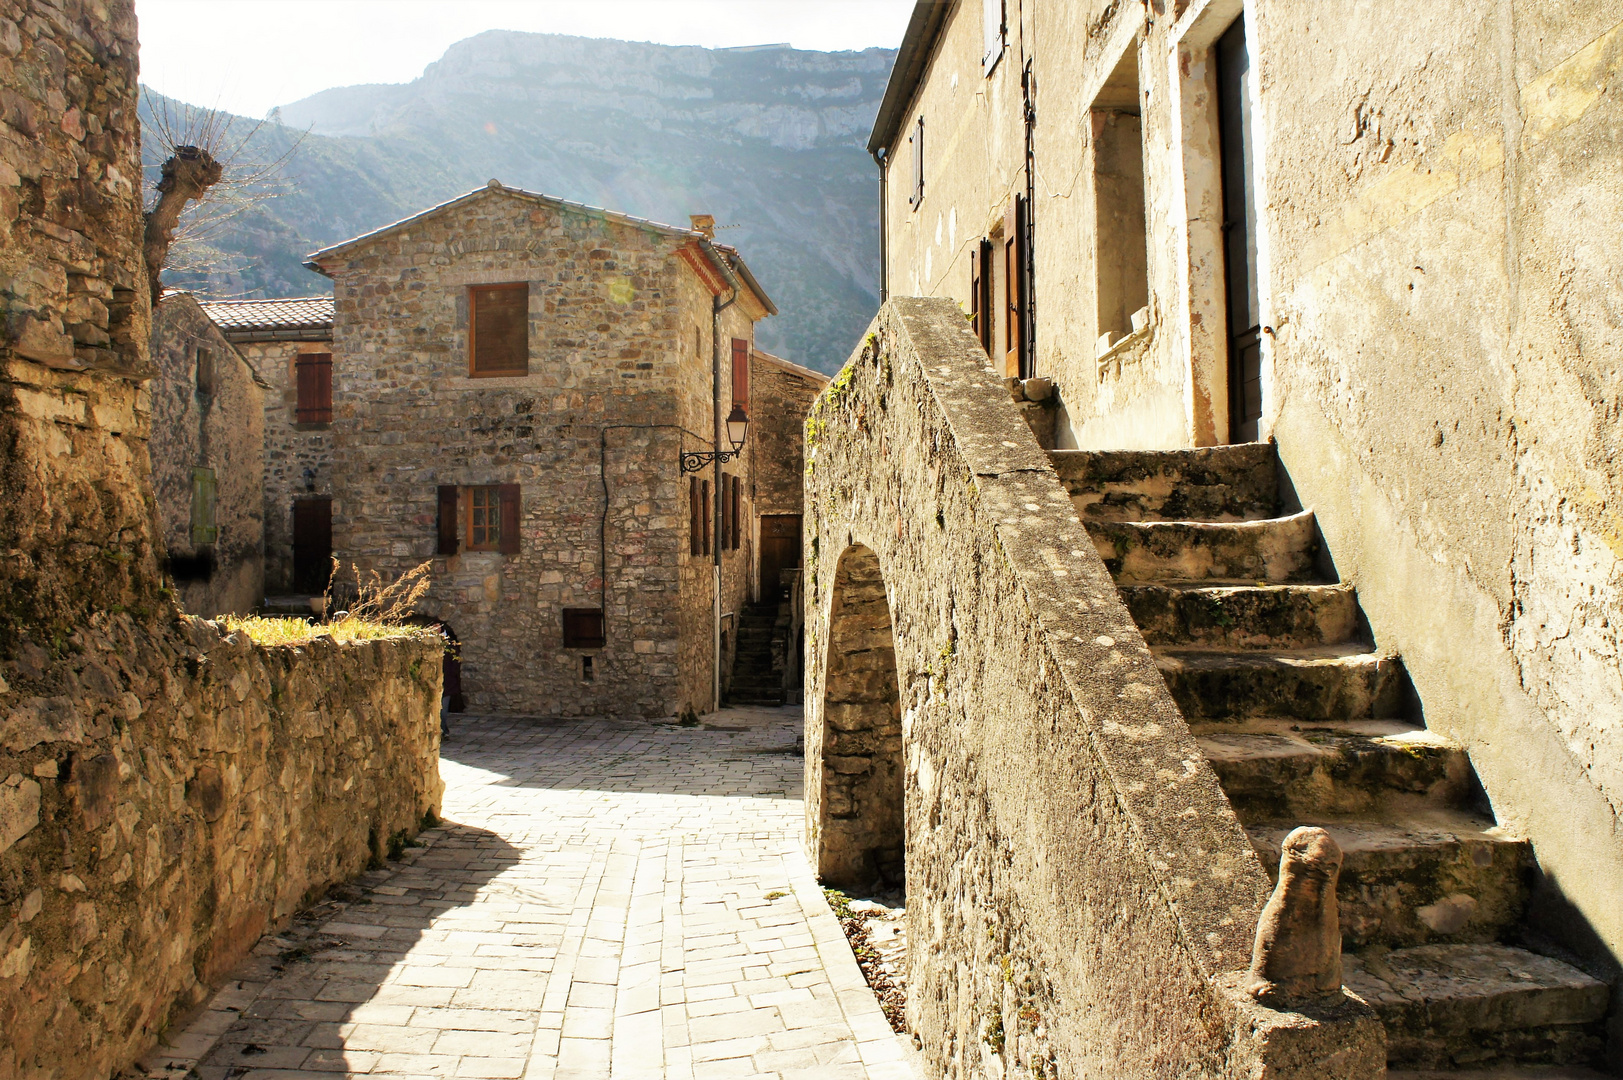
<box><xmin>437</xmin><ymin>485</ymin><xmax>459</xmax><ymax>555</ymax></box>
<box><xmin>296</xmin><ymin>353</ymin><xmax>333</xmax><ymax>423</ymax></box>
<box><xmin>690</xmin><ymin>476</ymin><xmax>701</xmax><ymax>556</ymax></box>
<box><xmin>471</xmin><ymin>284</ymin><xmax>529</xmax><ymax>376</ymax></box>
<box><xmin>702</xmin><ymin>480</ymin><xmax>712</xmax><ymax>555</ymax></box>
<box><xmin>731</xmin><ymin>338</ymin><xmax>750</xmax><ymax>409</ymax></box>
<box><xmin>497</xmin><ymin>483</ymin><xmax>521</xmax><ymax>554</ymax></box>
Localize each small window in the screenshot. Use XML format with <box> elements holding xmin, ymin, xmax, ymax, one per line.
<box><xmin>563</xmin><ymin>608</ymin><xmax>606</xmax><ymax>649</ymax></box>
<box><xmin>582</xmin><ymin>655</ymin><xmax>595</xmax><ymax>682</ymax></box>
<box><xmin>195</xmin><ymin>347</ymin><xmax>215</xmax><ymax>397</ymax></box>
<box><xmin>731</xmin><ymin>338</ymin><xmax>750</xmax><ymax>409</ymax></box>
<box><xmin>465</xmin><ymin>486</ymin><xmax>500</xmax><ymax>550</ymax></box>
<box><xmin>470</xmin><ymin>283</ymin><xmax>529</xmax><ymax>377</ymax></box>
<box><xmin>456</xmin><ymin>483</ymin><xmax>519</xmax><ymax>554</ymax></box>
<box><xmin>908</xmin><ymin>115</ymin><xmax>925</xmax><ymax>210</ymax></box>
<box><xmin>983</xmin><ymin>0</ymin><xmax>1005</xmax><ymax>75</ymax></box>
<box><xmin>295</xmin><ymin>352</ymin><xmax>333</xmax><ymax>424</ymax></box>
<box><xmin>190</xmin><ymin>467</ymin><xmax>218</xmax><ymax>545</ymax></box>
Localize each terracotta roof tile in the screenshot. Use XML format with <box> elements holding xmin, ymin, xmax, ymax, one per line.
<box><xmin>199</xmin><ymin>296</ymin><xmax>334</xmax><ymax>338</ymax></box>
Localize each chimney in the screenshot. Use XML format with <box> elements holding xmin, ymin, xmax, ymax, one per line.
<box><xmin>690</xmin><ymin>214</ymin><xmax>716</xmax><ymax>239</ymax></box>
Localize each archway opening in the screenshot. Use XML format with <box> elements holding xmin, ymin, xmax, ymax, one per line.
<box><xmin>819</xmin><ymin>545</ymin><xmax>904</xmax><ymax>891</ymax></box>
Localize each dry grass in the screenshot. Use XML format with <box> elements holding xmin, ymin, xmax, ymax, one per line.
<box><xmin>224</xmin><ymin>561</ymin><xmax>437</xmax><ymax>647</ymax></box>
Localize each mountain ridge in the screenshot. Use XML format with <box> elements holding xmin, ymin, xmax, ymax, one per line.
<box><xmin>151</xmin><ymin>30</ymin><xmax>894</xmax><ymax>372</ymax></box>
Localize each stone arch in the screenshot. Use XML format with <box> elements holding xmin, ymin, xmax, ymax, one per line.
<box><xmin>818</xmin><ymin>544</ymin><xmax>904</xmax><ymax>888</ymax></box>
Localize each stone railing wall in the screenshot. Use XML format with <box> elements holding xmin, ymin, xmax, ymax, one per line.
<box><xmin>803</xmin><ymin>298</ymin><xmax>1380</xmax><ymax>1078</ymax></box>
<box><xmin>0</xmin><ymin>614</ymin><xmax>444</xmax><ymax>1080</ymax></box>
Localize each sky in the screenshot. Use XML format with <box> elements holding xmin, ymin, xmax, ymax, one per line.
<box><xmin>136</xmin><ymin>0</ymin><xmax>916</xmax><ymax>119</ymax></box>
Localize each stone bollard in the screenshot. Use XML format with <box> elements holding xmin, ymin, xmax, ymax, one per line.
<box><xmin>1247</xmin><ymin>825</ymin><xmax>1344</xmax><ymax>1006</ymax></box>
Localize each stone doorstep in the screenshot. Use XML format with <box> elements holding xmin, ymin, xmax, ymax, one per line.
<box><xmin>1344</xmin><ymin>944</ymin><xmax>1609</xmax><ymax>1035</ymax></box>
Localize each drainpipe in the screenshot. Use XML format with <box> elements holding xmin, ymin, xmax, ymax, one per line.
<box><xmin>871</xmin><ymin>146</ymin><xmax>889</xmax><ymax>303</ymax></box>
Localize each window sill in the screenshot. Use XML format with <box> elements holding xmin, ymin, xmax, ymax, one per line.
<box><xmin>291</xmin><ymin>422</ymin><xmax>331</xmax><ymax>432</ymax></box>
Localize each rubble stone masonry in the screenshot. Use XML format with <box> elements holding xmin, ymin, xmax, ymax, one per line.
<box><xmin>0</xmin><ymin>4</ymin><xmax>446</xmax><ymax>1077</ymax></box>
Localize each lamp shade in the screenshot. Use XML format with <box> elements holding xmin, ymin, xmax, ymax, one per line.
<box><xmin>725</xmin><ymin>405</ymin><xmax>749</xmax><ymax>451</ymax></box>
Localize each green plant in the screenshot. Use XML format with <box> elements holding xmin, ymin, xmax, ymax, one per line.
<box><xmin>763</xmin><ymin>890</ymin><xmax>787</xmax><ymax>901</ymax></box>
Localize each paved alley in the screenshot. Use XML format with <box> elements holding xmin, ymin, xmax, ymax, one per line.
<box><xmin>145</xmin><ymin>708</ymin><xmax>918</xmax><ymax>1080</ymax></box>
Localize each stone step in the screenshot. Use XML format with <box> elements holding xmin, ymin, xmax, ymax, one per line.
<box><xmin>1048</xmin><ymin>442</ymin><xmax>1279</xmax><ymax>522</ymax></box>
<box><xmin>1389</xmin><ymin>1069</ymin><xmax>1612</xmax><ymax>1079</ymax></box>
<box><xmin>1249</xmin><ymin>817</ymin><xmax>1534</xmax><ymax>949</ymax></box>
<box><xmin>1122</xmin><ymin>582</ymin><xmax>1360</xmax><ymax>649</ymax></box>
<box><xmin>1086</xmin><ymin>511</ymin><xmax>1321</xmax><ymax>585</ymax></box>
<box><xmin>1156</xmin><ymin>647</ymin><xmax>1410</xmax><ymax>722</ymax></box>
<box><xmin>1195</xmin><ymin>720</ymin><xmax>1474</xmax><ymax>822</ymax></box>
<box><xmin>1345</xmin><ymin>944</ymin><xmax>1608</xmax><ymax>1071</ymax></box>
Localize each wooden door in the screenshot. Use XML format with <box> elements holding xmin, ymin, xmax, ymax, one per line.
<box><xmin>758</xmin><ymin>515</ymin><xmax>802</xmax><ymax>600</ymax></box>
<box><xmin>1218</xmin><ymin>16</ymin><xmax>1263</xmax><ymax>442</ymax></box>
<box><xmin>292</xmin><ymin>498</ymin><xmax>332</xmax><ymax>594</ymax></box>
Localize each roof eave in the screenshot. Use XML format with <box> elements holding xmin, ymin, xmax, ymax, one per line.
<box><xmin>867</xmin><ymin>0</ymin><xmax>956</xmax><ymax>158</ymax></box>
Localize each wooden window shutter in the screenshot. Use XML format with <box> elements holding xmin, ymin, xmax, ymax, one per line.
<box><xmin>497</xmin><ymin>483</ymin><xmax>521</xmax><ymax>554</ymax></box>
<box><xmin>730</xmin><ymin>475</ymin><xmax>741</xmax><ymax>550</ymax></box>
<box><xmin>470</xmin><ymin>283</ymin><xmax>529</xmax><ymax>376</ymax></box>
<box><xmin>189</xmin><ymin>467</ymin><xmax>218</xmax><ymax>545</ymax></box>
<box><xmin>971</xmin><ymin>240</ymin><xmax>994</xmax><ymax>355</ymax></box>
<box><xmin>720</xmin><ymin>474</ymin><xmax>731</xmax><ymax>550</ymax></box>
<box><xmin>437</xmin><ymin>485</ymin><xmax>459</xmax><ymax>555</ymax></box>
<box><xmin>702</xmin><ymin>480</ymin><xmax>712</xmax><ymax>555</ymax></box>
<box><xmin>1004</xmin><ymin>195</ymin><xmax>1030</xmax><ymax>379</ymax></box>
<box><xmin>731</xmin><ymin>338</ymin><xmax>750</xmax><ymax>409</ymax></box>
<box><xmin>296</xmin><ymin>353</ymin><xmax>333</xmax><ymax>423</ymax></box>
<box><xmin>690</xmin><ymin>476</ymin><xmax>701</xmax><ymax>556</ymax></box>
<box><xmin>562</xmin><ymin>608</ymin><xmax>606</xmax><ymax>649</ymax></box>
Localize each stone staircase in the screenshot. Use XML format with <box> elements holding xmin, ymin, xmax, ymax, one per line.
<box><xmin>1049</xmin><ymin>442</ymin><xmax>1611</xmax><ymax>1074</ymax></box>
<box><xmin>725</xmin><ymin>600</ymin><xmax>786</xmax><ymax>707</ymax></box>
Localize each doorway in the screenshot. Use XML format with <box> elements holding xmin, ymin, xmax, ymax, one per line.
<box><xmin>1217</xmin><ymin>15</ymin><xmax>1262</xmax><ymax>443</ymax></box>
<box><xmin>291</xmin><ymin>497</ymin><xmax>332</xmax><ymax>594</ymax></box>
<box><xmin>758</xmin><ymin>514</ymin><xmax>802</xmax><ymax>602</ymax></box>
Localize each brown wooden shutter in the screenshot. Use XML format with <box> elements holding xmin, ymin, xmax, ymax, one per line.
<box><xmin>1004</xmin><ymin>195</ymin><xmax>1030</xmax><ymax>379</ymax></box>
<box><xmin>909</xmin><ymin>115</ymin><xmax>925</xmax><ymax>208</ymax></box>
<box><xmin>730</xmin><ymin>475</ymin><xmax>741</xmax><ymax>550</ymax></box>
<box><xmin>437</xmin><ymin>485</ymin><xmax>459</xmax><ymax>555</ymax></box>
<box><xmin>971</xmin><ymin>240</ymin><xmax>994</xmax><ymax>355</ymax></box>
<box><xmin>731</xmin><ymin>338</ymin><xmax>750</xmax><ymax>409</ymax></box>
<box><xmin>722</xmin><ymin>474</ymin><xmax>733</xmax><ymax>550</ymax></box>
<box><xmin>690</xmin><ymin>476</ymin><xmax>701</xmax><ymax>556</ymax></box>
<box><xmin>562</xmin><ymin>608</ymin><xmax>606</xmax><ymax>649</ymax></box>
<box><xmin>702</xmin><ymin>480</ymin><xmax>712</xmax><ymax>556</ymax></box>
<box><xmin>497</xmin><ymin>483</ymin><xmax>521</xmax><ymax>554</ymax></box>
<box><xmin>471</xmin><ymin>284</ymin><xmax>529</xmax><ymax>376</ymax></box>
<box><xmin>296</xmin><ymin>353</ymin><xmax>333</xmax><ymax>423</ymax></box>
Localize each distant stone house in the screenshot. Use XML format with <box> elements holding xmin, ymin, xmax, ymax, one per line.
<box><xmin>198</xmin><ymin>296</ymin><xmax>336</xmax><ymax>596</ymax></box>
<box><xmin>304</xmin><ymin>182</ymin><xmax>787</xmax><ymax>718</ymax></box>
<box><xmin>749</xmin><ymin>348</ymin><xmax>826</xmax><ymax>597</ymax></box>
<box><xmin>148</xmin><ymin>293</ymin><xmax>266</xmax><ymax>617</ymax></box>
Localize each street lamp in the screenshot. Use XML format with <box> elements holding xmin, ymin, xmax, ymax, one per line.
<box><xmin>681</xmin><ymin>405</ymin><xmax>750</xmax><ymax>473</ymax></box>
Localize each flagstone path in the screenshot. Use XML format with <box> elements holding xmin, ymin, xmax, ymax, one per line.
<box><xmin>144</xmin><ymin>707</ymin><xmax>920</xmax><ymax>1080</ymax></box>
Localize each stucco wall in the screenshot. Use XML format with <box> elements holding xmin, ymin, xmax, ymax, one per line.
<box><xmin>316</xmin><ymin>191</ymin><xmax>760</xmax><ymax>717</ymax></box>
<box><xmin>235</xmin><ymin>337</ymin><xmax>335</xmax><ymax>595</ymax></box>
<box><xmin>803</xmin><ymin>298</ymin><xmax>1379</xmax><ymax>1079</ymax></box>
<box><xmin>149</xmin><ymin>295</ymin><xmax>265</xmax><ymax>617</ymax></box>
<box><xmin>0</xmin><ymin>615</ymin><xmax>444</xmax><ymax>1080</ymax></box>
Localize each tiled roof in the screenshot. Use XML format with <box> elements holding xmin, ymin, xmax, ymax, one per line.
<box><xmin>199</xmin><ymin>296</ymin><xmax>334</xmax><ymax>339</ymax></box>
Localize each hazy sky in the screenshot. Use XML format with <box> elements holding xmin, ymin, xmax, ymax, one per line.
<box><xmin>136</xmin><ymin>0</ymin><xmax>916</xmax><ymax>118</ymax></box>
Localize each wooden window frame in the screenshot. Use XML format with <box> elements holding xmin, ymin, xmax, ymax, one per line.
<box><xmin>294</xmin><ymin>352</ymin><xmax>333</xmax><ymax>425</ymax></box>
<box><xmin>460</xmin><ymin>483</ymin><xmax>520</xmax><ymax>554</ymax></box>
<box><xmin>562</xmin><ymin>608</ymin><xmax>606</xmax><ymax>650</ymax></box>
<box><xmin>468</xmin><ymin>282</ymin><xmax>530</xmax><ymax>378</ymax></box>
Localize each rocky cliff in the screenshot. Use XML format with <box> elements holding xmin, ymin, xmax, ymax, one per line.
<box><xmin>149</xmin><ymin>32</ymin><xmax>894</xmax><ymax>372</ymax></box>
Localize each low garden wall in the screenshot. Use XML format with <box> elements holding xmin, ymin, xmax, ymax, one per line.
<box><xmin>0</xmin><ymin>612</ymin><xmax>443</xmax><ymax>1080</ymax></box>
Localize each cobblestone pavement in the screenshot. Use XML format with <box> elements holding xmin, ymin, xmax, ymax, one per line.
<box><xmin>146</xmin><ymin>707</ymin><xmax>920</xmax><ymax>1080</ymax></box>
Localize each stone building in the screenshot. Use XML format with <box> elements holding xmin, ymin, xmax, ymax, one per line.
<box><xmin>305</xmin><ymin>184</ymin><xmax>783</xmax><ymax>718</ymax></box>
<box><xmin>198</xmin><ymin>296</ymin><xmax>336</xmax><ymax>596</ymax></box>
<box><xmin>149</xmin><ymin>293</ymin><xmax>267</xmax><ymax>617</ymax></box>
<box><xmin>0</xmin><ymin>3</ymin><xmax>441</xmax><ymax>1078</ymax></box>
<box><xmin>748</xmin><ymin>348</ymin><xmax>826</xmax><ymax>599</ymax></box>
<box><xmin>800</xmin><ymin>1</ymin><xmax>1623</xmax><ymax>1077</ymax></box>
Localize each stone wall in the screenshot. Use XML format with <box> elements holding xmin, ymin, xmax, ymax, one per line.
<box><xmin>0</xmin><ymin>0</ymin><xmax>155</xmax><ymax>643</ymax></box>
<box><xmin>0</xmin><ymin>614</ymin><xmax>444</xmax><ymax>1080</ymax></box>
<box><xmin>149</xmin><ymin>295</ymin><xmax>265</xmax><ymax>617</ymax></box>
<box><xmin>233</xmin><ymin>337</ymin><xmax>334</xmax><ymax>596</ymax></box>
<box><xmin>313</xmin><ymin>189</ymin><xmax>761</xmax><ymax>717</ymax></box>
<box><xmin>749</xmin><ymin>349</ymin><xmax>825</xmax><ymax>518</ymax></box>
<box><xmin>804</xmin><ymin>298</ymin><xmax>1378</xmax><ymax>1078</ymax></box>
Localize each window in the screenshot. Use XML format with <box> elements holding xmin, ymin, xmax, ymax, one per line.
<box><xmin>982</xmin><ymin>0</ymin><xmax>1005</xmax><ymax>75</ymax></box>
<box><xmin>582</xmin><ymin>655</ymin><xmax>594</xmax><ymax>682</ymax></box>
<box><xmin>469</xmin><ymin>283</ymin><xmax>529</xmax><ymax>377</ymax></box>
<box><xmin>195</xmin><ymin>347</ymin><xmax>215</xmax><ymax>397</ymax></box>
<box><xmin>441</xmin><ymin>483</ymin><xmax>519</xmax><ymax>554</ymax></box>
<box><xmin>908</xmin><ymin>115</ymin><xmax>925</xmax><ymax>209</ymax></box>
<box><xmin>690</xmin><ymin>476</ymin><xmax>702</xmax><ymax>557</ymax></box>
<box><xmin>702</xmin><ymin>480</ymin><xmax>712</xmax><ymax>555</ymax></box>
<box><xmin>1004</xmin><ymin>195</ymin><xmax>1031</xmax><ymax>379</ymax></box>
<box><xmin>295</xmin><ymin>352</ymin><xmax>332</xmax><ymax>424</ymax></box>
<box><xmin>563</xmin><ymin>608</ymin><xmax>606</xmax><ymax>649</ymax></box>
<box><xmin>189</xmin><ymin>467</ymin><xmax>217</xmax><ymax>545</ymax></box>
<box><xmin>730</xmin><ymin>474</ymin><xmax>741</xmax><ymax>551</ymax></box>
<box><xmin>731</xmin><ymin>338</ymin><xmax>750</xmax><ymax>410</ymax></box>
<box><xmin>970</xmin><ymin>239</ymin><xmax>992</xmax><ymax>355</ymax></box>
<box><xmin>1091</xmin><ymin>44</ymin><xmax>1150</xmax><ymax>355</ymax></box>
